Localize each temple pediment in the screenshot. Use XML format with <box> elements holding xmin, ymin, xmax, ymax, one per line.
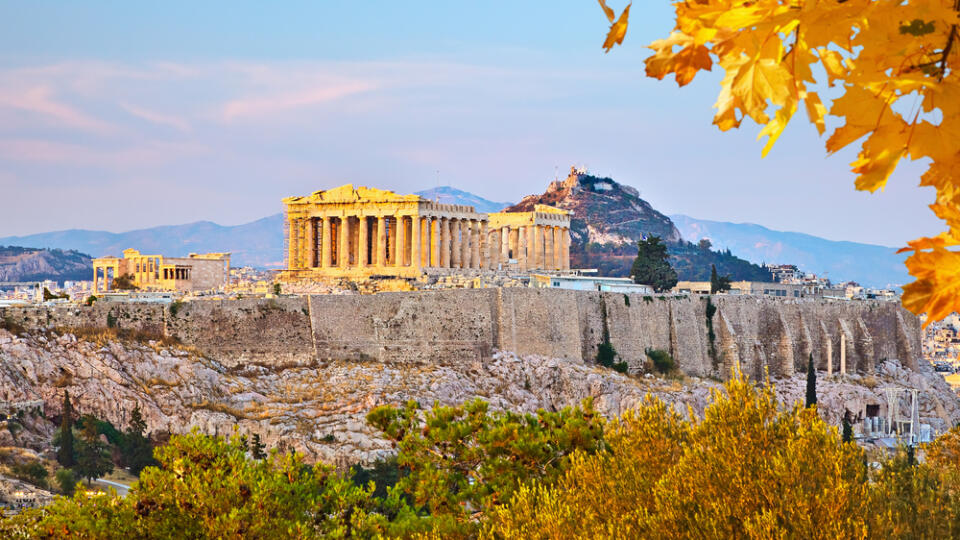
<box><xmin>284</xmin><ymin>184</ymin><xmax>423</xmax><ymax>205</ymax></box>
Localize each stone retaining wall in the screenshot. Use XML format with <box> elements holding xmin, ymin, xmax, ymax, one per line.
<box><xmin>0</xmin><ymin>290</ymin><xmax>920</xmax><ymax>379</ymax></box>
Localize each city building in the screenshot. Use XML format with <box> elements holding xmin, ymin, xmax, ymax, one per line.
<box><xmin>530</xmin><ymin>274</ymin><xmax>653</xmax><ymax>293</ymax></box>
<box><xmin>92</xmin><ymin>249</ymin><xmax>230</xmax><ymax>293</ymax></box>
<box><xmin>674</xmin><ymin>280</ymin><xmax>845</xmax><ymax>298</ymax></box>
<box><xmin>280</xmin><ymin>184</ymin><xmax>572</xmax><ymax>282</ymax></box>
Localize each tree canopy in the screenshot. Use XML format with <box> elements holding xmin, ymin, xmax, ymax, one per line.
<box><xmin>599</xmin><ymin>0</ymin><xmax>960</xmax><ymax>325</ymax></box>
<box><xmin>631</xmin><ymin>235</ymin><xmax>679</xmax><ymax>291</ymax></box>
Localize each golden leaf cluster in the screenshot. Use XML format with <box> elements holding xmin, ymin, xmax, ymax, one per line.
<box><xmin>602</xmin><ymin>0</ymin><xmax>960</xmax><ymax>325</ymax></box>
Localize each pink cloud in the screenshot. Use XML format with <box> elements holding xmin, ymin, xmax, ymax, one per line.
<box><xmin>222</xmin><ymin>81</ymin><xmax>376</xmax><ymax>120</ymax></box>
<box><xmin>0</xmin><ymin>138</ymin><xmax>208</xmax><ymax>168</ymax></box>
<box><xmin>121</xmin><ymin>103</ymin><xmax>192</xmax><ymax>132</ymax></box>
<box><xmin>0</xmin><ymin>85</ymin><xmax>115</xmax><ymax>134</ymax></box>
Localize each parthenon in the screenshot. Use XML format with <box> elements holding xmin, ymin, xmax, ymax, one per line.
<box><xmin>280</xmin><ymin>184</ymin><xmax>571</xmax><ymax>280</ymax></box>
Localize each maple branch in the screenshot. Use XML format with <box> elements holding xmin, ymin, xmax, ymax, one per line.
<box><xmin>941</xmin><ymin>25</ymin><xmax>958</xmax><ymax>81</ymax></box>
<box><xmin>944</xmin><ymin>0</ymin><xmax>960</xmax><ymax>81</ymax></box>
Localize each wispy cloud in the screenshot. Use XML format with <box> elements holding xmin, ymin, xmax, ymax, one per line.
<box><xmin>0</xmin><ymin>85</ymin><xmax>115</xmax><ymax>134</ymax></box>
<box><xmin>121</xmin><ymin>103</ymin><xmax>191</xmax><ymax>132</ymax></box>
<box><xmin>221</xmin><ymin>81</ymin><xmax>376</xmax><ymax>120</ymax></box>
<box><xmin>0</xmin><ymin>138</ymin><xmax>208</xmax><ymax>167</ymax></box>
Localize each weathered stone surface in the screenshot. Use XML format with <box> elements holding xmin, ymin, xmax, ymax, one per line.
<box><xmin>2</xmin><ymin>325</ymin><xmax>956</xmax><ymax>466</ymax></box>
<box><xmin>0</xmin><ymin>291</ymin><xmax>920</xmax><ymax>381</ymax></box>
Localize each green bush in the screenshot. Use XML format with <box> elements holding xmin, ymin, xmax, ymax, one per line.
<box><xmin>613</xmin><ymin>361</ymin><xmax>629</xmax><ymax>373</ymax></box>
<box><xmin>596</xmin><ymin>342</ymin><xmax>617</xmax><ymax>368</ymax></box>
<box><xmin>55</xmin><ymin>468</ymin><xmax>76</xmax><ymax>496</ymax></box>
<box><xmin>646</xmin><ymin>348</ymin><xmax>676</xmax><ymax>375</ymax></box>
<box><xmin>169</xmin><ymin>300</ymin><xmax>183</xmax><ymax>317</ymax></box>
<box><xmin>84</xmin><ymin>295</ymin><xmax>97</xmax><ymax>306</ymax></box>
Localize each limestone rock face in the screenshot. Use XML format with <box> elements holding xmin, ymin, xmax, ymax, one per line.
<box><xmin>507</xmin><ymin>169</ymin><xmax>682</xmax><ymax>249</ymax></box>
<box><xmin>2</xmin><ymin>328</ymin><xmax>958</xmax><ymax>467</ymax></box>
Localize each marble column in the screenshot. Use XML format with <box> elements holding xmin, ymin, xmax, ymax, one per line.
<box><xmin>377</xmin><ymin>216</ymin><xmax>387</xmax><ymax>267</ymax></box>
<box><xmin>479</xmin><ymin>221</ymin><xmax>488</xmax><ymax>269</ymax></box>
<box><xmin>470</xmin><ymin>221</ymin><xmax>480</xmax><ymax>269</ymax></box>
<box><xmin>430</xmin><ymin>217</ymin><xmax>440</xmax><ymax>267</ymax></box>
<box><xmin>440</xmin><ymin>218</ymin><xmax>450</xmax><ymax>267</ymax></box>
<box><xmin>452</xmin><ymin>219</ymin><xmax>462</xmax><ymax>268</ymax></box>
<box><xmin>305</xmin><ymin>218</ymin><xmax>316</xmax><ymax>268</ymax></box>
<box><xmin>461</xmin><ymin>220</ymin><xmax>471</xmax><ymax>269</ymax></box>
<box><xmin>553</xmin><ymin>226</ymin><xmax>563</xmax><ymax>270</ymax></box>
<box><xmin>396</xmin><ymin>216</ymin><xmax>407</xmax><ymax>267</ymax></box>
<box><xmin>358</xmin><ymin>216</ymin><xmax>368</xmax><ymax>267</ymax></box>
<box><xmin>544</xmin><ymin>226</ymin><xmax>554</xmax><ymax>270</ymax></box>
<box><xmin>518</xmin><ymin>226</ymin><xmax>528</xmax><ymax>270</ymax></box>
<box><xmin>526</xmin><ymin>225</ymin><xmax>537</xmax><ymax>270</ymax></box>
<box><xmin>535</xmin><ymin>229</ymin><xmax>541</xmax><ymax>269</ymax></box>
<box><xmin>287</xmin><ymin>218</ymin><xmax>298</xmax><ymax>269</ymax></box>
<box><xmin>500</xmin><ymin>226</ymin><xmax>510</xmax><ymax>265</ymax></box>
<box><xmin>411</xmin><ymin>215</ymin><xmax>421</xmax><ymax>270</ymax></box>
<box><xmin>340</xmin><ymin>216</ymin><xmax>351</xmax><ymax>268</ymax></box>
<box><xmin>562</xmin><ymin>228</ymin><xmax>571</xmax><ymax>270</ymax></box>
<box><xmin>321</xmin><ymin>217</ymin><xmax>332</xmax><ymax>268</ymax></box>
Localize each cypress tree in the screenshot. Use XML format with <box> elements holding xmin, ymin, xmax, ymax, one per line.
<box><xmin>805</xmin><ymin>353</ymin><xmax>817</xmax><ymax>408</ymax></box>
<box><xmin>710</xmin><ymin>264</ymin><xmax>719</xmax><ymax>294</ymax></box>
<box><xmin>842</xmin><ymin>416</ymin><xmax>853</xmax><ymax>443</ymax></box>
<box><xmin>57</xmin><ymin>391</ymin><xmax>75</xmax><ymax>467</ymax></box>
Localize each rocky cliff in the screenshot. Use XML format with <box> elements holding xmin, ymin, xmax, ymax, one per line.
<box><xmin>504</xmin><ymin>169</ymin><xmax>771</xmax><ymax>280</ymax></box>
<box><xmin>0</xmin><ymin>246</ymin><xmax>92</xmax><ymax>283</ymax></box>
<box><xmin>2</xmin><ymin>327</ymin><xmax>957</xmax><ymax>466</ymax></box>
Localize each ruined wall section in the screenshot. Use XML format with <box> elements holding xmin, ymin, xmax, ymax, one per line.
<box><xmin>164</xmin><ymin>298</ymin><xmax>313</xmax><ymax>368</ymax></box>
<box><xmin>1</xmin><ymin>292</ymin><xmax>921</xmax><ymax>379</ymax></box>
<box><xmin>309</xmin><ymin>289</ymin><xmax>496</xmax><ymax>365</ymax></box>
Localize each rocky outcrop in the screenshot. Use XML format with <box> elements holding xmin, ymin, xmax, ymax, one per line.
<box><xmin>503</xmin><ymin>169</ymin><xmax>771</xmax><ymax>280</ymax></box>
<box><xmin>2</xmin><ymin>328</ymin><xmax>958</xmax><ymax>466</ymax></box>
<box><xmin>507</xmin><ymin>168</ymin><xmax>682</xmax><ymax>247</ymax></box>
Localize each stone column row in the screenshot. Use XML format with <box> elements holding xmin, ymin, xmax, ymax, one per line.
<box><xmin>418</xmin><ymin>216</ymin><xmax>485</xmax><ymax>269</ymax></box>
<box><xmin>485</xmin><ymin>224</ymin><xmax>571</xmax><ymax>271</ymax></box>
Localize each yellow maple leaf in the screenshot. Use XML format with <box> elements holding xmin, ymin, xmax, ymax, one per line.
<box><xmin>902</xmin><ymin>247</ymin><xmax>960</xmax><ymax>326</ymax></box>
<box><xmin>645</xmin><ymin>32</ymin><xmax>713</xmax><ymax>87</ymax></box>
<box><xmin>850</xmin><ymin>124</ymin><xmax>907</xmax><ymax>192</ymax></box>
<box><xmin>730</xmin><ymin>57</ymin><xmax>791</xmax><ymax>124</ymax></box>
<box><xmin>803</xmin><ymin>91</ymin><xmax>827</xmax><ymax>135</ymax></box>
<box><xmin>602</xmin><ymin>2</ymin><xmax>631</xmax><ymax>53</ymax></box>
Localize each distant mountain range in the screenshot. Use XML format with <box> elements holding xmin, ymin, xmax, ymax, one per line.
<box><xmin>669</xmin><ymin>215</ymin><xmax>909</xmax><ymax>288</ymax></box>
<box><xmin>0</xmin><ymin>184</ymin><xmax>909</xmax><ymax>287</ymax></box>
<box><xmin>0</xmin><ymin>215</ymin><xmax>286</xmax><ymax>268</ymax></box>
<box><xmin>414</xmin><ymin>186</ymin><xmax>511</xmax><ymax>213</ymax></box>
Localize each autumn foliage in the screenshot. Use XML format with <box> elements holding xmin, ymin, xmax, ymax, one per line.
<box><xmin>5</xmin><ymin>375</ymin><xmax>960</xmax><ymax>538</ymax></box>
<box><xmin>600</xmin><ymin>0</ymin><xmax>960</xmax><ymax>325</ymax></box>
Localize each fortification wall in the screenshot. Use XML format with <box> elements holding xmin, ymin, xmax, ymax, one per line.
<box><xmin>0</xmin><ymin>291</ymin><xmax>921</xmax><ymax>379</ymax></box>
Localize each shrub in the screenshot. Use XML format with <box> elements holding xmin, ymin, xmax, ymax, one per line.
<box><xmin>613</xmin><ymin>361</ymin><xmax>629</xmax><ymax>373</ymax></box>
<box><xmin>169</xmin><ymin>300</ymin><xmax>183</xmax><ymax>317</ymax></box>
<box><xmin>596</xmin><ymin>342</ymin><xmax>617</xmax><ymax>368</ymax></box>
<box><xmin>55</xmin><ymin>468</ymin><xmax>76</xmax><ymax>496</ymax></box>
<box><xmin>647</xmin><ymin>348</ymin><xmax>676</xmax><ymax>375</ymax></box>
<box><xmin>106</xmin><ymin>312</ymin><xmax>117</xmax><ymax>328</ymax></box>
<box><xmin>624</xmin><ymin>294</ymin><xmax>631</xmax><ymax>306</ymax></box>
<box><xmin>84</xmin><ymin>295</ymin><xmax>97</xmax><ymax>306</ymax></box>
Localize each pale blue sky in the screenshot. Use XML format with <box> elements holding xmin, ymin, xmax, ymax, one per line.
<box><xmin>0</xmin><ymin>1</ymin><xmax>942</xmax><ymax>246</ymax></box>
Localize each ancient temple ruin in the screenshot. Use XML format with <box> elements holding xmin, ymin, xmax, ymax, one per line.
<box><xmin>280</xmin><ymin>184</ymin><xmax>571</xmax><ymax>281</ymax></box>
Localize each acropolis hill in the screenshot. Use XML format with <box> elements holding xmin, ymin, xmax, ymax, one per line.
<box><xmin>2</xmin><ymin>291</ymin><xmax>957</xmax><ymax>464</ymax></box>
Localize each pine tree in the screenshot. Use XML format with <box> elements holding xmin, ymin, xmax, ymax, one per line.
<box><xmin>74</xmin><ymin>415</ymin><xmax>114</xmax><ymax>484</ymax></box>
<box><xmin>841</xmin><ymin>413</ymin><xmax>854</xmax><ymax>443</ymax></box>
<box><xmin>122</xmin><ymin>405</ymin><xmax>156</xmax><ymax>475</ymax></box>
<box><xmin>631</xmin><ymin>235</ymin><xmax>678</xmax><ymax>292</ymax></box>
<box><xmin>805</xmin><ymin>354</ymin><xmax>817</xmax><ymax>408</ymax></box>
<box><xmin>56</xmin><ymin>391</ymin><xmax>75</xmax><ymax>468</ymax></box>
<box><xmin>251</xmin><ymin>434</ymin><xmax>267</xmax><ymax>460</ymax></box>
